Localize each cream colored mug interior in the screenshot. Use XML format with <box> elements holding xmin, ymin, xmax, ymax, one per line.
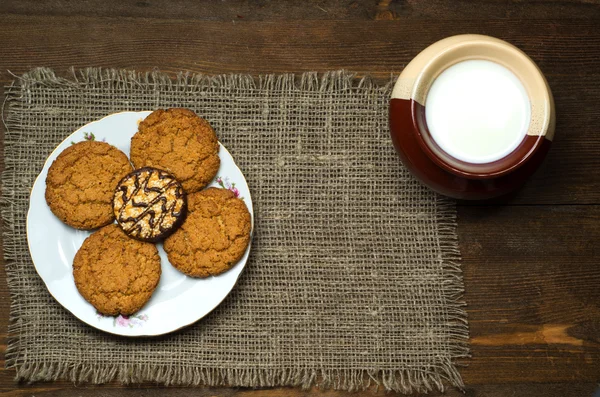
<box><xmin>392</xmin><ymin>34</ymin><xmax>555</xmax><ymax>141</ymax></box>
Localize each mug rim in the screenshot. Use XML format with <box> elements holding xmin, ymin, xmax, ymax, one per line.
<box><xmin>392</xmin><ymin>34</ymin><xmax>555</xmax><ymax>179</ymax></box>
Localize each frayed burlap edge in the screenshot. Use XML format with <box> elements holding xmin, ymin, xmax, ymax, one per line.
<box><xmin>2</xmin><ymin>67</ymin><xmax>469</xmax><ymax>393</ymax></box>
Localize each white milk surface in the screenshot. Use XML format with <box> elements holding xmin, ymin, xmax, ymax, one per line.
<box><xmin>425</xmin><ymin>60</ymin><xmax>531</xmax><ymax>164</ymax></box>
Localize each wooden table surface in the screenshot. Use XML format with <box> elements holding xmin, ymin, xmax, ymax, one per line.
<box><xmin>0</xmin><ymin>1</ymin><xmax>599</xmax><ymax>396</ymax></box>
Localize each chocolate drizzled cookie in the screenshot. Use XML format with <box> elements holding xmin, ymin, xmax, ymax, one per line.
<box><xmin>113</xmin><ymin>167</ymin><xmax>187</xmax><ymax>242</ymax></box>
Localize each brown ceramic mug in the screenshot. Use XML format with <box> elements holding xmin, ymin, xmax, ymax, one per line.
<box><xmin>389</xmin><ymin>34</ymin><xmax>555</xmax><ymax>200</ymax></box>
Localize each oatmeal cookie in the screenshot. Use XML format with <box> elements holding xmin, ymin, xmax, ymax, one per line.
<box><xmin>73</xmin><ymin>224</ymin><xmax>161</xmax><ymax>316</ymax></box>
<box><xmin>130</xmin><ymin>108</ymin><xmax>220</xmax><ymax>193</ymax></box>
<box><xmin>164</xmin><ymin>187</ymin><xmax>251</xmax><ymax>278</ymax></box>
<box><xmin>45</xmin><ymin>141</ymin><xmax>133</xmax><ymax>229</ymax></box>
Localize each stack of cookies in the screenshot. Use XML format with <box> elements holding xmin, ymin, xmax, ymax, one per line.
<box><xmin>45</xmin><ymin>109</ymin><xmax>251</xmax><ymax>317</ymax></box>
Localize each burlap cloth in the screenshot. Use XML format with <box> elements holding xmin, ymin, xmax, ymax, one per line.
<box><xmin>2</xmin><ymin>68</ymin><xmax>469</xmax><ymax>393</ymax></box>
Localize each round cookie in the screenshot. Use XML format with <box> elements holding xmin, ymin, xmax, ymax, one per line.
<box><xmin>164</xmin><ymin>187</ymin><xmax>251</xmax><ymax>278</ymax></box>
<box><xmin>73</xmin><ymin>224</ymin><xmax>161</xmax><ymax>316</ymax></box>
<box><xmin>114</xmin><ymin>167</ymin><xmax>187</xmax><ymax>242</ymax></box>
<box><xmin>45</xmin><ymin>141</ymin><xmax>133</xmax><ymax>229</ymax></box>
<box><xmin>130</xmin><ymin>108</ymin><xmax>220</xmax><ymax>193</ymax></box>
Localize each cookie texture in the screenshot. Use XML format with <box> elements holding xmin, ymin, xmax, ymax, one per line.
<box><xmin>130</xmin><ymin>108</ymin><xmax>220</xmax><ymax>193</ymax></box>
<box><xmin>164</xmin><ymin>187</ymin><xmax>251</xmax><ymax>278</ymax></box>
<box><xmin>45</xmin><ymin>141</ymin><xmax>133</xmax><ymax>229</ymax></box>
<box><xmin>73</xmin><ymin>224</ymin><xmax>161</xmax><ymax>316</ymax></box>
<box><xmin>114</xmin><ymin>167</ymin><xmax>187</xmax><ymax>242</ymax></box>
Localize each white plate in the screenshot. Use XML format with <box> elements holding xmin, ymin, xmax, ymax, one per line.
<box><xmin>26</xmin><ymin>111</ymin><xmax>253</xmax><ymax>337</ymax></box>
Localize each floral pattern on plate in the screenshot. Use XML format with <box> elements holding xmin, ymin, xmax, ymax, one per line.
<box><xmin>97</xmin><ymin>311</ymin><xmax>149</xmax><ymax>328</ymax></box>
<box><xmin>71</xmin><ymin>131</ymin><xmax>106</xmax><ymax>144</ymax></box>
<box><xmin>216</xmin><ymin>176</ymin><xmax>244</xmax><ymax>200</ymax></box>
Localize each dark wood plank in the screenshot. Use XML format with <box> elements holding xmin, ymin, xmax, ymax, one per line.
<box><xmin>0</xmin><ymin>382</ymin><xmax>598</xmax><ymax>397</ymax></box>
<box><xmin>1</xmin><ymin>15</ymin><xmax>599</xmax><ymax>77</ymax></box>
<box><xmin>458</xmin><ymin>205</ymin><xmax>600</xmax><ymax>383</ymax></box>
<box><xmin>1</xmin><ymin>0</ymin><xmax>599</xmax><ymax>20</ymax></box>
<box><xmin>1</xmin><ymin>4</ymin><xmax>599</xmax><ymax>396</ymax></box>
<box><xmin>0</xmin><ymin>15</ymin><xmax>599</xmax><ymax>205</ymax></box>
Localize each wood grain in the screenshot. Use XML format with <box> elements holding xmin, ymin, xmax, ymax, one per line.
<box><xmin>1</xmin><ymin>0</ymin><xmax>599</xmax><ymax>20</ymax></box>
<box><xmin>1</xmin><ymin>1</ymin><xmax>599</xmax><ymax>396</ymax></box>
<box><xmin>0</xmin><ymin>15</ymin><xmax>599</xmax><ymax>205</ymax></box>
<box><xmin>1</xmin><ymin>15</ymin><xmax>600</xmax><ymax>77</ymax></box>
<box><xmin>459</xmin><ymin>205</ymin><xmax>600</xmax><ymax>384</ymax></box>
<box><xmin>0</xmin><ymin>383</ymin><xmax>598</xmax><ymax>397</ymax></box>
<box><xmin>0</xmin><ymin>382</ymin><xmax>598</xmax><ymax>397</ymax></box>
